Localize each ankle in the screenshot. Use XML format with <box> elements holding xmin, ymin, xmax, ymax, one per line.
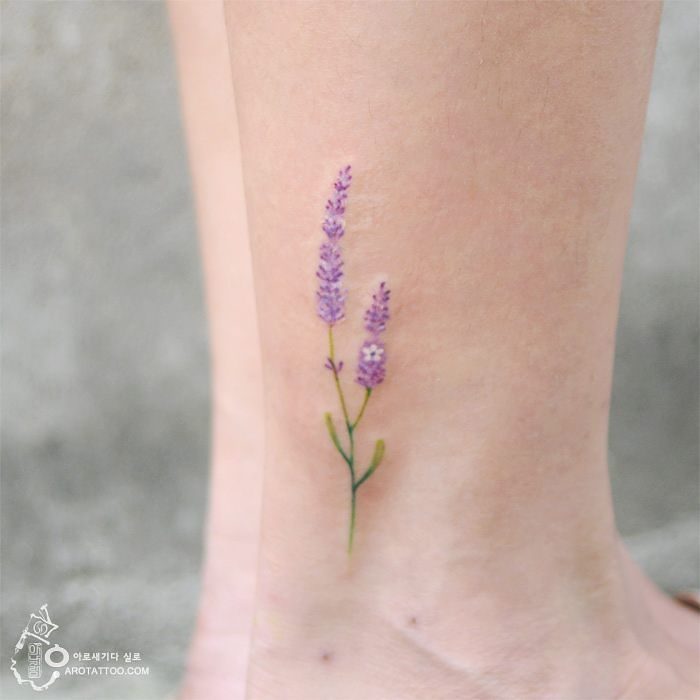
<box><xmin>248</xmin><ymin>582</ymin><xmax>649</xmax><ymax>700</ymax></box>
<box><xmin>251</xmin><ymin>535</ymin><xmax>640</xmax><ymax>692</ymax></box>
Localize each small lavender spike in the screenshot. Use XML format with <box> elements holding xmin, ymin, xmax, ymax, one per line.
<box><xmin>363</xmin><ymin>281</ymin><xmax>390</xmax><ymax>336</ymax></box>
<box><xmin>356</xmin><ymin>281</ymin><xmax>391</xmax><ymax>389</ymax></box>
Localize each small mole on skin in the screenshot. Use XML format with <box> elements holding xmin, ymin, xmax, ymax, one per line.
<box><xmin>408</xmin><ymin>616</ymin><xmax>418</xmax><ymax>627</ymax></box>
<box><xmin>320</xmin><ymin>651</ymin><xmax>334</xmax><ymax>663</ymax></box>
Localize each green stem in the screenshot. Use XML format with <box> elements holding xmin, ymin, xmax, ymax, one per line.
<box><xmin>328</xmin><ymin>325</ymin><xmax>351</xmax><ymax>430</ymax></box>
<box><xmin>355</xmin><ymin>439</ymin><xmax>385</xmax><ymax>490</ymax></box>
<box><xmin>348</xmin><ymin>486</ymin><xmax>357</xmax><ymax>553</ymax></box>
<box><xmin>352</xmin><ymin>388</ymin><xmax>372</xmax><ymax>431</ymax></box>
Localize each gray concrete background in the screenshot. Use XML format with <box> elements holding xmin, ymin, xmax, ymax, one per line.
<box><xmin>1</xmin><ymin>2</ymin><xmax>698</xmax><ymax>699</ymax></box>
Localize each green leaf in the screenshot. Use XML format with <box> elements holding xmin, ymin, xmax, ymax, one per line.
<box><xmin>355</xmin><ymin>439</ymin><xmax>385</xmax><ymax>489</ymax></box>
<box><xmin>325</xmin><ymin>412</ymin><xmax>349</xmax><ymax>463</ymax></box>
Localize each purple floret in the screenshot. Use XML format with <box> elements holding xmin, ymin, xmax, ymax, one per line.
<box><xmin>317</xmin><ymin>240</ymin><xmax>346</xmax><ymax>324</ymax></box>
<box><xmin>356</xmin><ymin>339</ymin><xmax>387</xmax><ymax>389</ymax></box>
<box><xmin>322</xmin><ymin>165</ymin><xmax>352</xmax><ymax>242</ymax></box>
<box><xmin>363</xmin><ymin>281</ymin><xmax>390</xmax><ymax>335</ymax></box>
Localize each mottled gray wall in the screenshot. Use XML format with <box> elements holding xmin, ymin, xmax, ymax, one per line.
<box><xmin>1</xmin><ymin>2</ymin><xmax>698</xmax><ymax>699</ymax></box>
<box><xmin>2</xmin><ymin>4</ymin><xmax>207</xmax><ymax>698</ymax></box>
<box><xmin>609</xmin><ymin>0</ymin><xmax>699</xmax><ymax>583</ymax></box>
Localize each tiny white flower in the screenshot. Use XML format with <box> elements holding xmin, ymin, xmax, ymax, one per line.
<box><xmin>362</xmin><ymin>344</ymin><xmax>384</xmax><ymax>363</ymax></box>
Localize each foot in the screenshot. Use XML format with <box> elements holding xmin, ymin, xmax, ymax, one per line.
<box><xmin>618</xmin><ymin>544</ymin><xmax>700</xmax><ymax>697</ymax></box>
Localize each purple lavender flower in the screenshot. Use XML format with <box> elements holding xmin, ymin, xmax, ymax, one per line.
<box><xmin>324</xmin><ymin>358</ymin><xmax>344</xmax><ymax>372</ymax></box>
<box><xmin>356</xmin><ymin>282</ymin><xmax>391</xmax><ymax>389</ymax></box>
<box><xmin>317</xmin><ymin>240</ymin><xmax>346</xmax><ymax>325</ymax></box>
<box><xmin>318</xmin><ymin>166</ymin><xmax>391</xmax><ymax>553</ymax></box>
<box><xmin>357</xmin><ymin>339</ymin><xmax>387</xmax><ymax>389</ymax></box>
<box><xmin>322</xmin><ymin>165</ymin><xmax>352</xmax><ymax>241</ymax></box>
<box><xmin>363</xmin><ymin>281</ymin><xmax>390</xmax><ymax>335</ymax></box>
<box><xmin>317</xmin><ymin>166</ymin><xmax>352</xmax><ymax>325</ymax></box>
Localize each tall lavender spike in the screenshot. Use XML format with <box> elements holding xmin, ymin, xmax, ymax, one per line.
<box><xmin>356</xmin><ymin>282</ymin><xmax>390</xmax><ymax>389</ymax></box>
<box><xmin>316</xmin><ymin>166</ymin><xmax>352</xmax><ymax>325</ymax></box>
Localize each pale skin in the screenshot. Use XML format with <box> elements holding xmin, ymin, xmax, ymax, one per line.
<box><xmin>169</xmin><ymin>3</ymin><xmax>262</xmax><ymax>699</ymax></box>
<box><xmin>172</xmin><ymin>2</ymin><xmax>699</xmax><ymax>698</ymax></box>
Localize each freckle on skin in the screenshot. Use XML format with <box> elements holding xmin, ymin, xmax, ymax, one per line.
<box><xmin>408</xmin><ymin>616</ymin><xmax>418</xmax><ymax>627</ymax></box>
<box><xmin>320</xmin><ymin>651</ymin><xmax>334</xmax><ymax>663</ymax></box>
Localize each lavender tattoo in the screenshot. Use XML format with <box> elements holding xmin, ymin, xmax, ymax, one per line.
<box><xmin>317</xmin><ymin>166</ymin><xmax>390</xmax><ymax>553</ymax></box>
